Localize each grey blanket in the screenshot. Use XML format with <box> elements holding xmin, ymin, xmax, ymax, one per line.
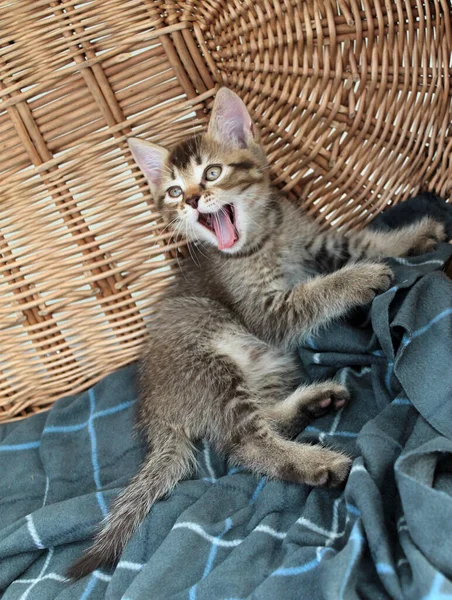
<box><xmin>1</xmin><ymin>243</ymin><xmax>452</xmax><ymax>599</ymax></box>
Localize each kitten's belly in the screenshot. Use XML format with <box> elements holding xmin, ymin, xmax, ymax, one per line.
<box><xmin>214</xmin><ymin>330</ymin><xmax>300</xmax><ymax>400</ymax></box>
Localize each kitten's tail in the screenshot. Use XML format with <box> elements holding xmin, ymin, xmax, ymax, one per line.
<box><xmin>67</xmin><ymin>428</ymin><xmax>196</xmax><ymax>580</ymax></box>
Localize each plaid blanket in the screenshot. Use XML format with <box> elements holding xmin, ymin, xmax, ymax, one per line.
<box><xmin>1</xmin><ymin>243</ymin><xmax>452</xmax><ymax>600</ymax></box>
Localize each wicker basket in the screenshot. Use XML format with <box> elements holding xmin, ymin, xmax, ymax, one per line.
<box><xmin>0</xmin><ymin>1</ymin><xmax>450</xmax><ymax>423</ymax></box>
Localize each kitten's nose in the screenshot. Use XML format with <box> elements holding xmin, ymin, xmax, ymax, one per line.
<box><xmin>185</xmin><ymin>194</ymin><xmax>200</xmax><ymax>209</ymax></box>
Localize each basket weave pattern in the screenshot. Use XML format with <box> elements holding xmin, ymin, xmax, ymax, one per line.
<box><xmin>0</xmin><ymin>0</ymin><xmax>450</xmax><ymax>422</ymax></box>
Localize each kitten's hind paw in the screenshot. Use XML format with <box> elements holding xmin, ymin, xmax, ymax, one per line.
<box><xmin>301</xmin><ymin>382</ymin><xmax>350</xmax><ymax>419</ymax></box>
<box><xmin>269</xmin><ymin>381</ymin><xmax>350</xmax><ymax>439</ymax></box>
<box><xmin>297</xmin><ymin>447</ymin><xmax>352</xmax><ymax>488</ymax></box>
<box><xmin>406</xmin><ymin>218</ymin><xmax>447</xmax><ymax>256</ymax></box>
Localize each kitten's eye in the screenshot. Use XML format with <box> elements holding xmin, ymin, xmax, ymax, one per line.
<box><xmin>167</xmin><ymin>186</ymin><xmax>183</xmax><ymax>199</ymax></box>
<box><xmin>204</xmin><ymin>165</ymin><xmax>222</xmax><ymax>181</ymax></box>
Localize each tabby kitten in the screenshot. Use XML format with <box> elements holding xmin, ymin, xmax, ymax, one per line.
<box><xmin>68</xmin><ymin>88</ymin><xmax>445</xmax><ymax>578</ymax></box>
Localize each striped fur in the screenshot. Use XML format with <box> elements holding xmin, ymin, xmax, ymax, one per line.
<box><xmin>68</xmin><ymin>88</ymin><xmax>445</xmax><ymax>579</ymax></box>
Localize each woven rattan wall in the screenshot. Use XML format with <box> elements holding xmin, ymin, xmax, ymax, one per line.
<box><xmin>0</xmin><ymin>1</ymin><xmax>451</xmax><ymax>423</ymax></box>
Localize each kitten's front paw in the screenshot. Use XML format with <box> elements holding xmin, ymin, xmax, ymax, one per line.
<box><xmin>406</xmin><ymin>218</ymin><xmax>447</xmax><ymax>256</ymax></box>
<box><xmin>343</xmin><ymin>262</ymin><xmax>394</xmax><ymax>305</ymax></box>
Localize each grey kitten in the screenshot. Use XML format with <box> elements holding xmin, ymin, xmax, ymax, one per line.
<box><xmin>68</xmin><ymin>88</ymin><xmax>445</xmax><ymax>578</ymax></box>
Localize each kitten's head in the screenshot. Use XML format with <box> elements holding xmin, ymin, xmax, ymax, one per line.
<box><xmin>128</xmin><ymin>88</ymin><xmax>270</xmax><ymax>254</ymax></box>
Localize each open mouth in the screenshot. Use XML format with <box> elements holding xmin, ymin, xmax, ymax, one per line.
<box><xmin>198</xmin><ymin>204</ymin><xmax>239</xmax><ymax>250</ymax></box>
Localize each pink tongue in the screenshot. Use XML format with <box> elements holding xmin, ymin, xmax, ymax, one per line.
<box><xmin>212</xmin><ymin>211</ymin><xmax>236</xmax><ymax>250</ymax></box>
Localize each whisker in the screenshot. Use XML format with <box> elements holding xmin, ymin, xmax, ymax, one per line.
<box><xmin>193</xmin><ymin>214</ymin><xmax>214</xmax><ymax>259</ymax></box>
<box><xmin>238</xmin><ymin>206</ymin><xmax>264</xmax><ymax>232</ymax></box>
<box><xmin>193</xmin><ymin>237</ymin><xmax>210</xmax><ymax>260</ymax></box>
<box><xmin>159</xmin><ymin>215</ymin><xmax>179</xmax><ymax>236</ymax></box>
<box><xmin>169</xmin><ymin>221</ymin><xmax>190</xmax><ymax>282</ymax></box>
<box><xmin>186</xmin><ymin>222</ymin><xmax>201</xmax><ymax>267</ymax></box>
<box><xmin>191</xmin><ymin>221</ymin><xmax>212</xmax><ymax>261</ymax></box>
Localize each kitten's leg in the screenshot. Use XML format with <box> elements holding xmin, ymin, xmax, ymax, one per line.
<box><xmin>345</xmin><ymin>218</ymin><xmax>446</xmax><ymax>261</ymax></box>
<box><xmin>211</xmin><ymin>374</ymin><xmax>351</xmax><ymax>487</ymax></box>
<box><xmin>308</xmin><ymin>219</ymin><xmax>446</xmax><ymax>274</ymax></box>
<box><xmin>265</xmin><ymin>381</ymin><xmax>350</xmax><ymax>439</ymax></box>
<box><xmin>254</xmin><ymin>261</ymin><xmax>393</xmax><ymax>345</ymax></box>
<box><xmin>229</xmin><ymin>423</ymin><xmax>351</xmax><ymax>487</ymax></box>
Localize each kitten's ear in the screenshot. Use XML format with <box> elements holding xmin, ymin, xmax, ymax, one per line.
<box><xmin>208</xmin><ymin>88</ymin><xmax>255</xmax><ymax>148</ymax></box>
<box><xmin>127</xmin><ymin>138</ymin><xmax>169</xmax><ymax>196</ymax></box>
